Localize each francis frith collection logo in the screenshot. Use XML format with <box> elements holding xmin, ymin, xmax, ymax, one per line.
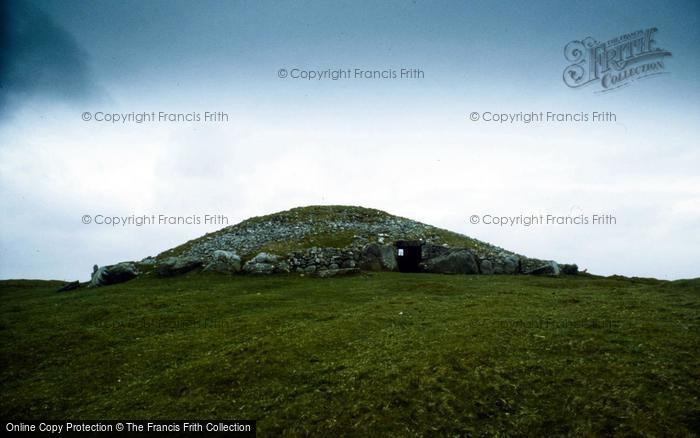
<box><xmin>563</xmin><ymin>27</ymin><xmax>671</xmax><ymax>92</ymax></box>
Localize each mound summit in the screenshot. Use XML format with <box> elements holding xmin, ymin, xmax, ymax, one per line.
<box><xmin>87</xmin><ymin>206</ymin><xmax>577</xmax><ymax>288</ymax></box>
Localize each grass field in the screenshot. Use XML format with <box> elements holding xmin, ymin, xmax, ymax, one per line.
<box><xmin>1</xmin><ymin>273</ymin><xmax>699</xmax><ymax>436</ymax></box>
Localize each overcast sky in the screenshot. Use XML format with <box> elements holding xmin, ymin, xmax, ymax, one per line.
<box><xmin>1</xmin><ymin>0</ymin><xmax>699</xmax><ymax>280</ymax></box>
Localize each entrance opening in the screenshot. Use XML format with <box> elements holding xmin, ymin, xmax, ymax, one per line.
<box><xmin>395</xmin><ymin>240</ymin><xmax>422</xmax><ymax>272</ymax></box>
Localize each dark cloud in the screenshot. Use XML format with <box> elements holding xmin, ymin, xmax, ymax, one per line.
<box><xmin>0</xmin><ymin>0</ymin><xmax>95</xmax><ymax>116</ymax></box>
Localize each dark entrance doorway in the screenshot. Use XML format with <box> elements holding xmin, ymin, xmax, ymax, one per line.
<box><xmin>396</xmin><ymin>240</ymin><xmax>422</xmax><ymax>272</ymax></box>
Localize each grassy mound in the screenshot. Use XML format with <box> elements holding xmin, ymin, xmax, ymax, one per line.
<box><xmin>155</xmin><ymin>205</ymin><xmax>499</xmax><ymax>262</ymax></box>
<box><xmin>1</xmin><ymin>274</ymin><xmax>698</xmax><ymax>435</ymax></box>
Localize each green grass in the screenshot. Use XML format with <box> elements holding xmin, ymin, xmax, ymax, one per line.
<box><xmin>255</xmin><ymin>229</ymin><xmax>358</xmax><ymax>257</ymax></box>
<box><xmin>1</xmin><ymin>274</ymin><xmax>699</xmax><ymax>436</ymax></box>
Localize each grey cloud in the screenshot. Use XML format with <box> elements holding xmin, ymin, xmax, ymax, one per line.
<box><xmin>0</xmin><ymin>0</ymin><xmax>95</xmax><ymax>117</ymax></box>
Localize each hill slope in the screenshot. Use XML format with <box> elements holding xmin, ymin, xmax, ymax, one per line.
<box><xmin>85</xmin><ymin>205</ymin><xmax>575</xmax><ymax>289</ymax></box>
<box><xmin>156</xmin><ymin>205</ymin><xmax>537</xmax><ymax>264</ymax></box>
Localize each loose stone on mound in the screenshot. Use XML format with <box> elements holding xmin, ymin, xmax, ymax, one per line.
<box><xmin>359</xmin><ymin>243</ymin><xmax>397</xmax><ymax>271</ymax></box>
<box><xmin>90</xmin><ymin>262</ymin><xmax>139</xmax><ymax>287</ymax></box>
<box><xmin>203</xmin><ymin>250</ymin><xmax>242</xmax><ymax>274</ymax></box>
<box><xmin>527</xmin><ymin>261</ymin><xmax>561</xmax><ymax>276</ymax></box>
<box><xmin>421</xmin><ymin>249</ymin><xmax>479</xmax><ymax>274</ymax></box>
<box><xmin>421</xmin><ymin>243</ymin><xmax>451</xmax><ymax>261</ymax></box>
<box><xmin>480</xmin><ymin>259</ymin><xmax>495</xmax><ymax>275</ymax></box>
<box><xmin>243</xmin><ymin>252</ymin><xmax>290</xmax><ymax>274</ymax></box>
<box><xmin>560</xmin><ymin>264</ymin><xmax>579</xmax><ymax>275</ymax></box>
<box><xmin>155</xmin><ymin>256</ymin><xmax>203</xmax><ymax>277</ymax></box>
